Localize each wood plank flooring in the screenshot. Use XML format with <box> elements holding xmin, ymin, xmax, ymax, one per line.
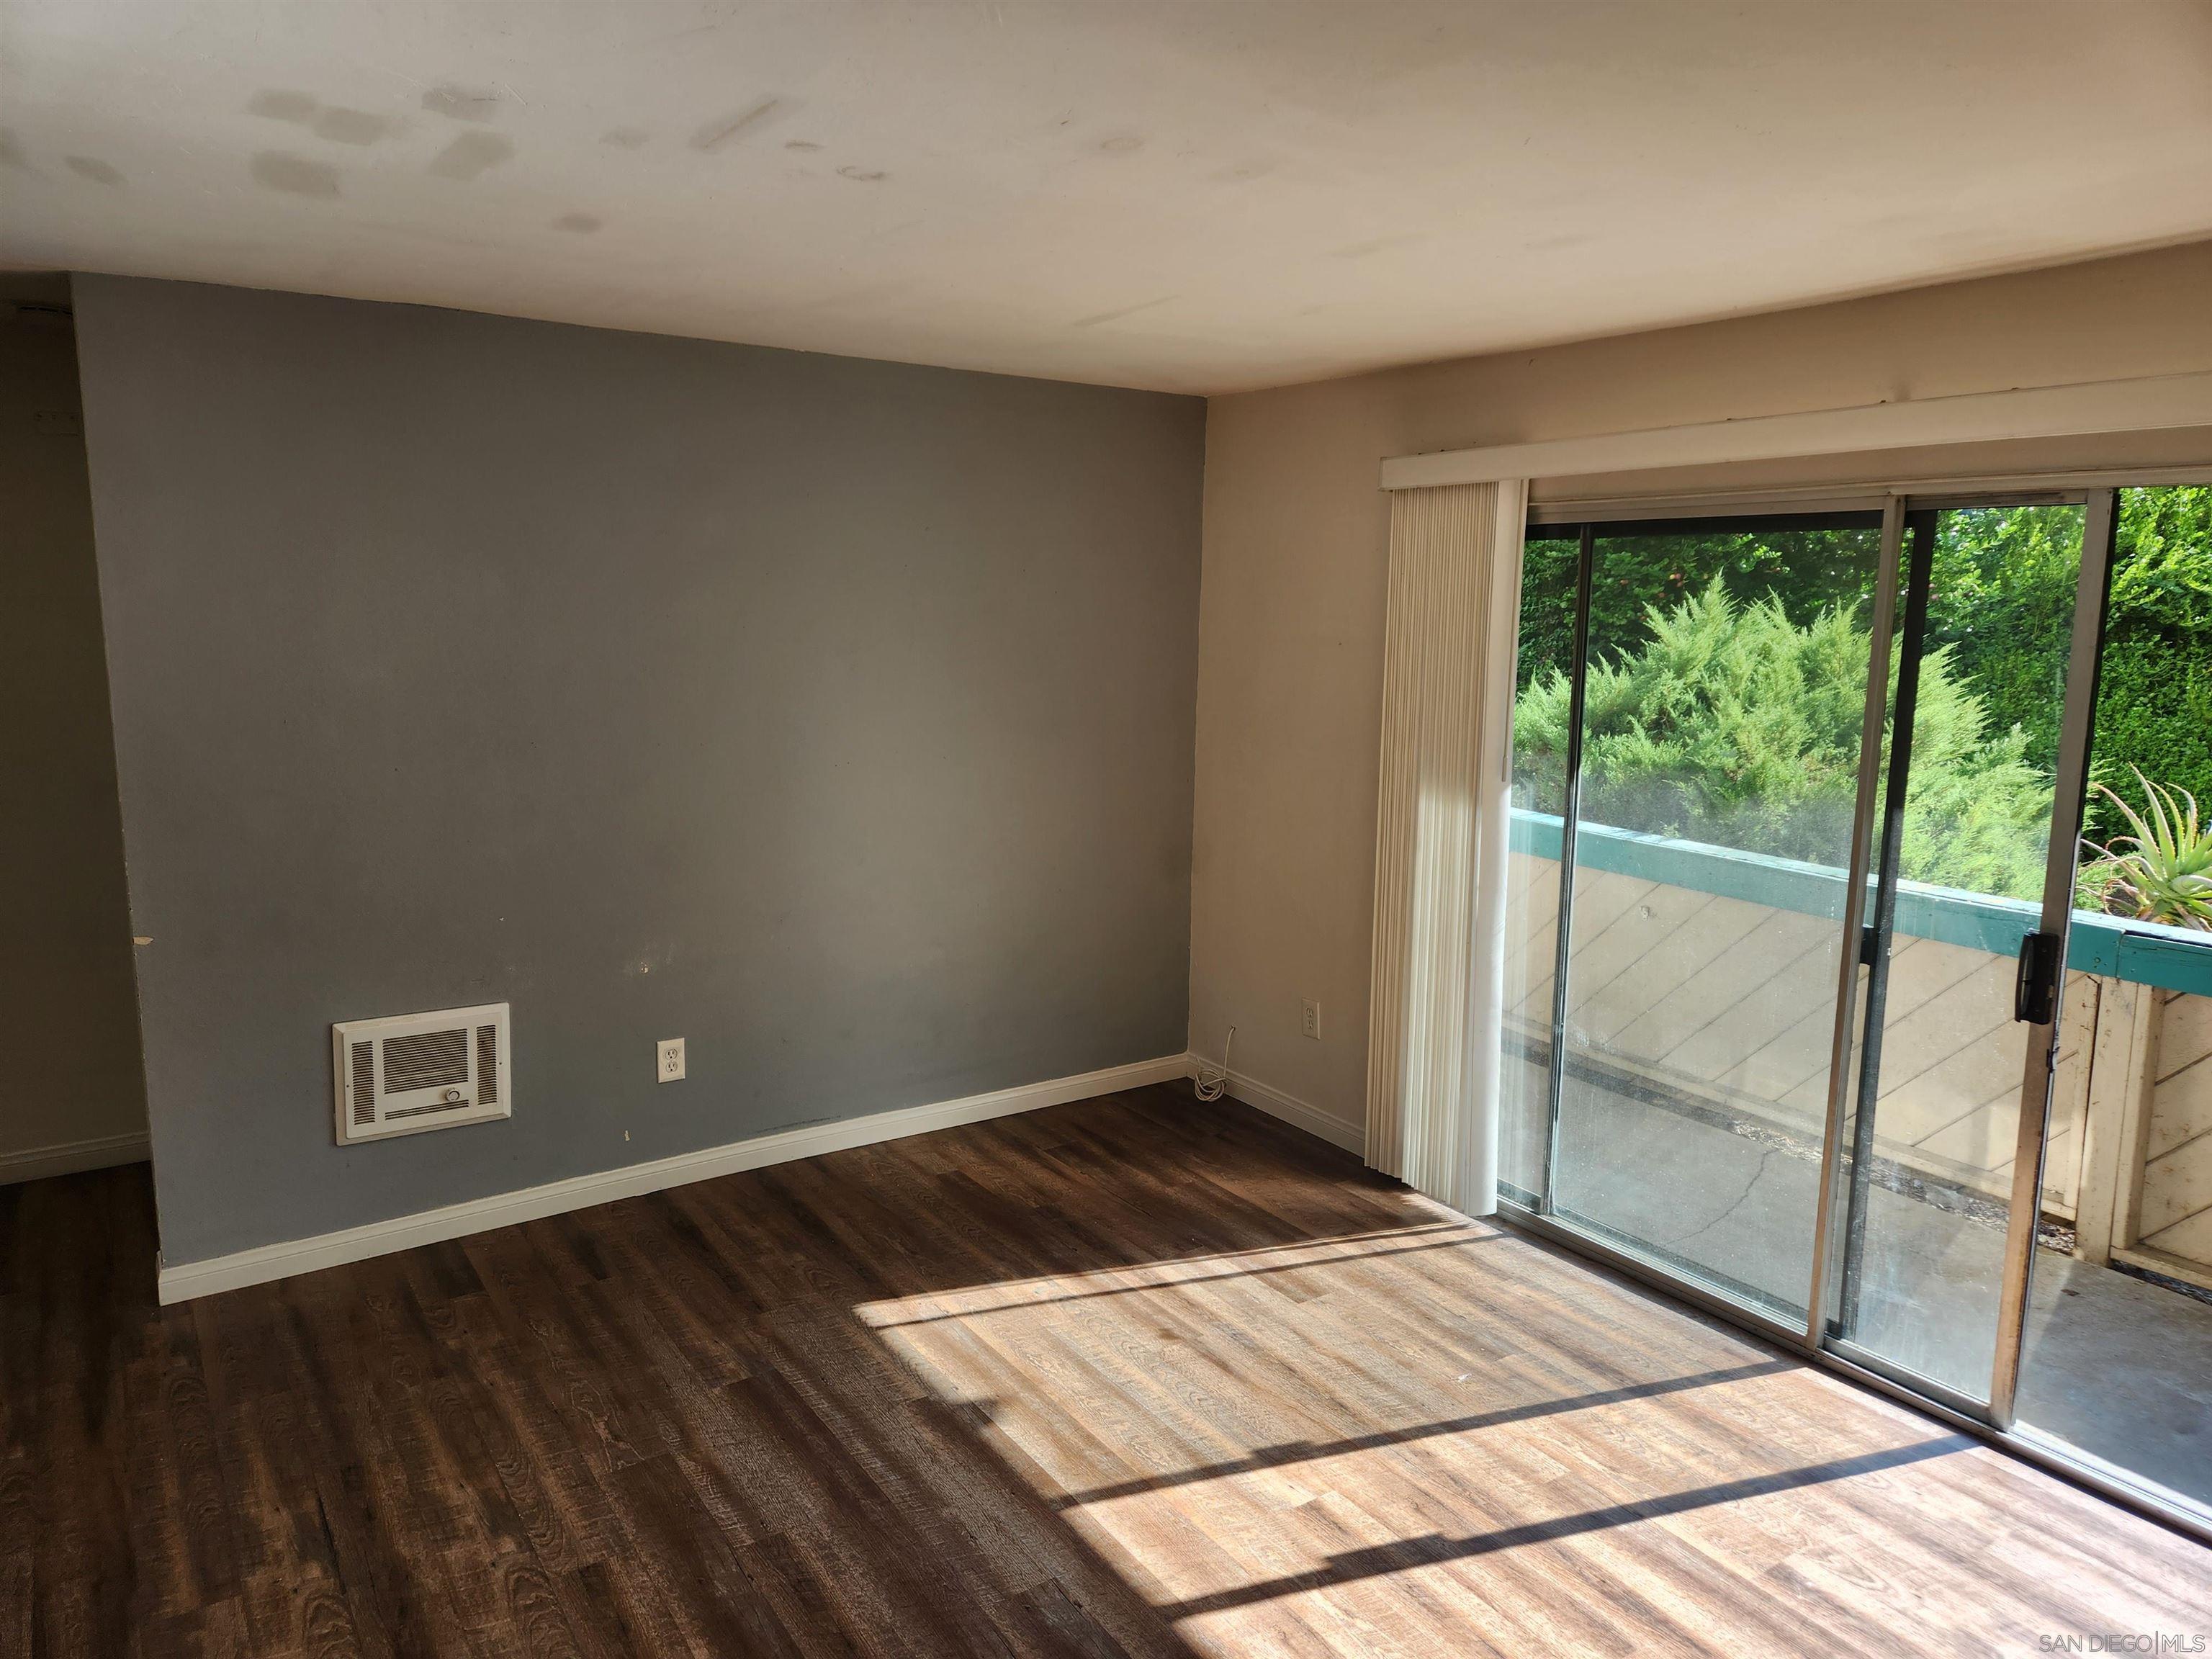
<box><xmin>2</xmin><ymin>1082</ymin><xmax>2206</xmax><ymax>1655</ymax></box>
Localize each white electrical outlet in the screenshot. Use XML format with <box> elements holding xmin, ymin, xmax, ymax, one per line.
<box><xmin>657</xmin><ymin>1037</ymin><xmax>685</xmax><ymax>1082</ymax></box>
<box><xmin>1301</xmin><ymin>999</ymin><xmax>1321</xmax><ymax>1040</ymax></box>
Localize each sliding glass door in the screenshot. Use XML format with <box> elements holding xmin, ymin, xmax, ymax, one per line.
<box><xmin>1534</xmin><ymin>513</ymin><xmax>1886</xmax><ymax>1321</ymax></box>
<box><xmin>2008</xmin><ymin>492</ymin><xmax>2212</xmax><ymax>1523</ymax></box>
<box><xmin>1496</xmin><ymin>530</ymin><xmax>1584</xmax><ymax>1204</ymax></box>
<box><xmin>1505</xmin><ymin>491</ymin><xmax>2118</xmax><ymax>1414</ymax></box>
<box><xmin>1820</xmin><ymin>503</ymin><xmax>2098</xmax><ymax>1408</ymax></box>
<box><xmin>1502</xmin><ymin>485</ymin><xmax>2212</xmax><ymax>1533</ymax></box>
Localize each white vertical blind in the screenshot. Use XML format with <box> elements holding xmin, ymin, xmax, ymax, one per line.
<box><xmin>1365</xmin><ymin>480</ymin><xmax>1528</xmax><ymax>1215</ymax></box>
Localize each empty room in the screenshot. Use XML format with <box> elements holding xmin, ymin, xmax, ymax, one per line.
<box><xmin>6</xmin><ymin>1</ymin><xmax>2212</xmax><ymax>1652</ymax></box>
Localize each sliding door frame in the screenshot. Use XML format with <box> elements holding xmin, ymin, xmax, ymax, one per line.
<box><xmin>1989</xmin><ymin>487</ymin><xmax>2118</xmax><ymax>1426</ymax></box>
<box><xmin>1521</xmin><ymin>497</ymin><xmax>1890</xmax><ymax>1326</ymax></box>
<box><xmin>1499</xmin><ymin>479</ymin><xmax>2211</xmax><ymax>1545</ymax></box>
<box><xmin>1825</xmin><ymin>508</ymin><xmax>1938</xmax><ymax>1352</ymax></box>
<box><xmin>1795</xmin><ymin>488</ymin><xmax>2108</xmax><ymax>1423</ymax></box>
<box><xmin>1802</xmin><ymin>495</ymin><xmax>1905</xmax><ymax>1348</ymax></box>
<box><xmin>1536</xmin><ymin>524</ymin><xmax>1595</xmax><ymax>1215</ymax></box>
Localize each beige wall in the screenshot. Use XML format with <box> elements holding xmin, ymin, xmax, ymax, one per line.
<box><xmin>0</xmin><ymin>286</ymin><xmax>147</xmax><ymax>1178</ymax></box>
<box><xmin>1190</xmin><ymin>240</ymin><xmax>2212</xmax><ymax>1138</ymax></box>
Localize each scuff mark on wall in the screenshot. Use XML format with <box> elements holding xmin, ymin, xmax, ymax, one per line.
<box><xmin>248</xmin><ymin>94</ymin><xmax>395</xmax><ymax>148</ymax></box>
<box><xmin>64</xmin><ymin>156</ymin><xmax>125</xmax><ymax>186</ymax></box>
<box><xmin>1070</xmin><ymin>296</ymin><xmax>1174</xmax><ymax>329</ymax></box>
<box><xmin>423</xmin><ymin>83</ymin><xmax>503</xmax><ymax>122</ymax></box>
<box><xmin>428</xmin><ymin>132</ymin><xmax>515</xmax><ymax>182</ymax></box>
<box><xmin>624</xmin><ymin>943</ymin><xmax>679</xmax><ymax>978</ymax></box>
<box><xmin>691</xmin><ymin>99</ymin><xmax>783</xmax><ymax>153</ymax></box>
<box><xmin>248</xmin><ymin>89</ymin><xmax>318</xmax><ymax>123</ymax></box>
<box><xmin>251</xmin><ymin>151</ymin><xmax>340</xmax><ymax>197</ymax></box>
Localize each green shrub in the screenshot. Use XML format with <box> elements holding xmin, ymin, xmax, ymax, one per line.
<box><xmin>2087</xmin><ymin>490</ymin><xmax>2212</xmax><ymax>840</ymax></box>
<box><xmin>1923</xmin><ymin>487</ymin><xmax>2212</xmax><ymax>842</ymax></box>
<box><xmin>2111</xmin><ymin>485</ymin><xmax>2212</xmax><ymax>633</ymax></box>
<box><xmin>1514</xmin><ymin>578</ymin><xmax>2054</xmax><ymax>899</ymax></box>
<box><xmin>1921</xmin><ymin>503</ymin><xmax>2084</xmax><ymax>775</ymax></box>
<box><xmin>2087</xmin><ymin>636</ymin><xmax>2212</xmax><ymax>837</ymax></box>
<box><xmin>1515</xmin><ymin>526</ymin><xmax>1881</xmax><ymax>700</ymax></box>
<box><xmin>1511</xmin><ymin>488</ymin><xmax>2212</xmax><ymax>896</ymax></box>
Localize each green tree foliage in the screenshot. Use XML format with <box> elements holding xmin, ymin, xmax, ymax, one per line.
<box><xmin>1514</xmin><ymin>580</ymin><xmax>2054</xmax><ymax>898</ymax></box>
<box><xmin>2095</xmin><ymin>487</ymin><xmax>2212</xmax><ymax>837</ymax></box>
<box><xmin>2112</xmin><ymin>485</ymin><xmax>2212</xmax><ymax>633</ymax></box>
<box><xmin>2088</xmin><ymin>637</ymin><xmax>2212</xmax><ymax>840</ymax></box>
<box><xmin>1513</xmin><ymin>489</ymin><xmax>2212</xmax><ymax>886</ymax></box>
<box><xmin>1516</xmin><ymin>526</ymin><xmax>1878</xmax><ymax>699</ymax></box>
<box><xmin>1921</xmin><ymin>504</ymin><xmax>2082</xmax><ymax>778</ymax></box>
<box><xmin>1925</xmin><ymin>488</ymin><xmax>2212</xmax><ymax>840</ymax></box>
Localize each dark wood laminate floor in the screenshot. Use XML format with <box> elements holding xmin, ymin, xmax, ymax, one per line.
<box><xmin>3</xmin><ymin>1084</ymin><xmax>2207</xmax><ymax>1657</ymax></box>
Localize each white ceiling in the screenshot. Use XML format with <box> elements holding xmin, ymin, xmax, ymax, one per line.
<box><xmin>6</xmin><ymin>1</ymin><xmax>2212</xmax><ymax>395</ymax></box>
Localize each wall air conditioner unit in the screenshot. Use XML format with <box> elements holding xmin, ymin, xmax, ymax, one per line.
<box><xmin>333</xmin><ymin>1003</ymin><xmax>510</xmax><ymax>1144</ymax></box>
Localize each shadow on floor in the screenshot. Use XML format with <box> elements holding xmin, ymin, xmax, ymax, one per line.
<box><xmin>1509</xmin><ymin>1053</ymin><xmax>2212</xmax><ymax>1516</ymax></box>
<box><xmin>4</xmin><ymin>1082</ymin><xmax>2203</xmax><ymax>1655</ymax></box>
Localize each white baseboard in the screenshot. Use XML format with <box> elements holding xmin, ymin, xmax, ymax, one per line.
<box><xmin>158</xmin><ymin>1053</ymin><xmax>1191</xmax><ymax>1305</ymax></box>
<box><xmin>0</xmin><ymin>1130</ymin><xmax>150</xmax><ymax>1187</ymax></box>
<box><xmin>1196</xmin><ymin>1061</ymin><xmax>1366</xmax><ymax>1156</ymax></box>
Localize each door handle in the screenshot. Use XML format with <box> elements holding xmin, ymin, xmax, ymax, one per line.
<box><xmin>2013</xmin><ymin>931</ymin><xmax>2062</xmax><ymax>1025</ymax></box>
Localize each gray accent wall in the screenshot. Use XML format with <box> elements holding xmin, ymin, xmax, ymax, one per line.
<box><xmin>72</xmin><ymin>276</ymin><xmax>1203</xmax><ymax>1265</ymax></box>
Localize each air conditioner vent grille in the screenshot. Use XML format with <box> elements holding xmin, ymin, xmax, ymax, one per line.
<box><xmin>385</xmin><ymin>1098</ymin><xmax>474</xmax><ymax>1120</ymax></box>
<box><xmin>333</xmin><ymin>1003</ymin><xmax>510</xmax><ymax>1145</ymax></box>
<box><xmin>349</xmin><ymin>1042</ymin><xmax>376</xmax><ymax>1128</ymax></box>
<box><xmin>476</xmin><ymin>1025</ymin><xmax>499</xmax><ymax>1106</ymax></box>
<box><xmin>382</xmin><ymin>1028</ymin><xmax>469</xmax><ymax>1094</ymax></box>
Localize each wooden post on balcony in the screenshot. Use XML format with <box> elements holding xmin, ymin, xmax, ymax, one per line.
<box><xmin>2072</xmin><ymin>974</ymin><xmax>2164</xmax><ymax>1266</ymax></box>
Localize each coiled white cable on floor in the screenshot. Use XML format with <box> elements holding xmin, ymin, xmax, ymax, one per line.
<box><xmin>1193</xmin><ymin>1026</ymin><xmax>1235</xmax><ymax>1102</ymax></box>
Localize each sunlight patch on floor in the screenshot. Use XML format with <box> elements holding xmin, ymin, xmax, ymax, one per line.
<box><xmin>848</xmin><ymin>1210</ymin><xmax>1961</xmax><ymax>1647</ymax></box>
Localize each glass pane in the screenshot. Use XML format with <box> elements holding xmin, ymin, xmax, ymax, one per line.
<box><xmin>2016</xmin><ymin>485</ymin><xmax>2212</xmax><ymax>1516</ymax></box>
<box><xmin>1544</xmin><ymin>515</ymin><xmax>1884</xmax><ymax>1320</ymax></box>
<box><xmin>1830</xmin><ymin>503</ymin><xmax>2084</xmax><ymax>1401</ymax></box>
<box><xmin>1498</xmin><ymin>533</ymin><xmax>1580</xmax><ymax>1203</ymax></box>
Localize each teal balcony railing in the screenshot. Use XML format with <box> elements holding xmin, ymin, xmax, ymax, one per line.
<box><xmin>1509</xmin><ymin>809</ymin><xmax>2212</xmax><ymax>999</ymax></box>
